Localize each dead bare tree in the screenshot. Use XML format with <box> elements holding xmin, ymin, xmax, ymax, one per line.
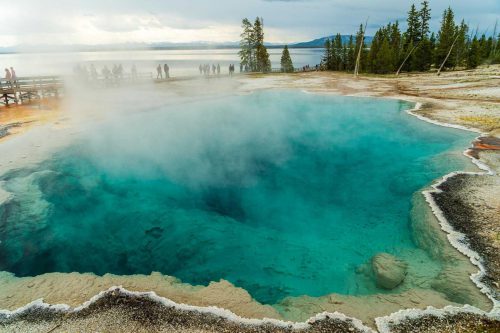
<box><xmin>437</xmin><ymin>34</ymin><xmax>460</xmax><ymax>76</ymax></box>
<box><xmin>354</xmin><ymin>18</ymin><xmax>369</xmax><ymax>77</ymax></box>
<box><xmin>490</xmin><ymin>20</ymin><xmax>498</xmax><ymax>60</ymax></box>
<box><xmin>396</xmin><ymin>43</ymin><xmax>418</xmax><ymax>76</ymax></box>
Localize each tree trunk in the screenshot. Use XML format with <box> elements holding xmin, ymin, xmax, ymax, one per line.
<box><xmin>437</xmin><ymin>34</ymin><xmax>460</xmax><ymax>76</ymax></box>
<box><xmin>354</xmin><ymin>18</ymin><xmax>369</xmax><ymax>77</ymax></box>
<box><xmin>396</xmin><ymin>44</ymin><xmax>418</xmax><ymax>75</ymax></box>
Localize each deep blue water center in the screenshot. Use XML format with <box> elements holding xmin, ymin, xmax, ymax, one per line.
<box><xmin>0</xmin><ymin>91</ymin><xmax>473</xmax><ymax>304</ymax></box>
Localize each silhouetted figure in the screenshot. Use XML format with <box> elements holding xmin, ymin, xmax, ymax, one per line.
<box><xmin>240</xmin><ymin>64</ymin><xmax>243</xmax><ymax>73</ymax></box>
<box><xmin>4</xmin><ymin>68</ymin><xmax>12</xmax><ymax>86</ymax></box>
<box><xmin>157</xmin><ymin>64</ymin><xmax>163</xmax><ymax>79</ymax></box>
<box><xmin>10</xmin><ymin>67</ymin><xmax>17</xmax><ymax>87</ymax></box>
<box><xmin>199</xmin><ymin>64</ymin><xmax>202</xmax><ymax>75</ymax></box>
<box><xmin>102</xmin><ymin>66</ymin><xmax>111</xmax><ymax>84</ymax></box>
<box><xmin>217</xmin><ymin>64</ymin><xmax>220</xmax><ymax>75</ymax></box>
<box><xmin>164</xmin><ymin>64</ymin><xmax>170</xmax><ymax>78</ymax></box>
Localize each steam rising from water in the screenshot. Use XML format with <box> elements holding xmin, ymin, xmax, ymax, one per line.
<box><xmin>0</xmin><ymin>87</ymin><xmax>476</xmax><ymax>304</ymax></box>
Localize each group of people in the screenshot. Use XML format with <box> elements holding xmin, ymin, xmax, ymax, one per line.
<box><xmin>228</xmin><ymin>64</ymin><xmax>236</xmax><ymax>76</ymax></box>
<box><xmin>198</xmin><ymin>64</ymin><xmax>236</xmax><ymax>77</ymax></box>
<box><xmin>156</xmin><ymin>64</ymin><xmax>170</xmax><ymax>79</ymax></box>
<box><xmin>199</xmin><ymin>64</ymin><xmax>221</xmax><ymax>76</ymax></box>
<box><xmin>300</xmin><ymin>64</ymin><xmax>318</xmax><ymax>72</ymax></box>
<box><xmin>3</xmin><ymin>67</ymin><xmax>18</xmax><ymax>87</ymax></box>
<box><xmin>73</xmin><ymin>63</ymin><xmax>139</xmax><ymax>83</ymax></box>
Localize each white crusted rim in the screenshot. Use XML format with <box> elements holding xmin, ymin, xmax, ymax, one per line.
<box><xmin>405</xmin><ymin>102</ymin><xmax>499</xmax><ymax>316</ymax></box>
<box><xmin>376</xmin><ymin>304</ymin><xmax>500</xmax><ymax>332</ymax></box>
<box><xmin>0</xmin><ymin>286</ymin><xmax>376</xmax><ymax>333</ymax></box>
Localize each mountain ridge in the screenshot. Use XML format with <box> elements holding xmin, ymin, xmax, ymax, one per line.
<box><xmin>0</xmin><ymin>35</ymin><xmax>373</xmax><ymax>53</ymax></box>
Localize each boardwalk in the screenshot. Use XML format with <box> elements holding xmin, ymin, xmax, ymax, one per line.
<box><xmin>0</xmin><ymin>76</ymin><xmax>63</xmax><ymax>106</ymax></box>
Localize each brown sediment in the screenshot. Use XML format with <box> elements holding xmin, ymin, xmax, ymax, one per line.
<box><xmin>0</xmin><ymin>99</ymin><xmax>62</xmax><ymax>142</ymax></box>
<box><xmin>468</xmin><ymin>137</ymin><xmax>500</xmax><ymax>158</ymax></box>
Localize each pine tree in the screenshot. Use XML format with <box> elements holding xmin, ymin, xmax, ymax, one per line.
<box><xmin>346</xmin><ymin>35</ymin><xmax>355</xmax><ymax>71</ymax></box>
<box><xmin>419</xmin><ymin>1</ymin><xmax>431</xmax><ymax>40</ymax></box>
<box><xmin>239</xmin><ymin>17</ymin><xmax>271</xmax><ymax>73</ymax></box>
<box><xmin>467</xmin><ymin>36</ymin><xmax>481</xmax><ymax>69</ymax></box>
<box><xmin>389</xmin><ymin>21</ymin><xmax>402</xmax><ymax>69</ymax></box>
<box><xmin>329</xmin><ymin>38</ymin><xmax>335</xmax><ymax>69</ymax></box>
<box><xmin>333</xmin><ymin>34</ymin><xmax>343</xmax><ymax>70</ymax></box>
<box><xmin>429</xmin><ymin>32</ymin><xmax>437</xmax><ymax>65</ymax></box>
<box><xmin>479</xmin><ymin>35</ymin><xmax>492</xmax><ymax>61</ymax></box>
<box><xmin>252</xmin><ymin>17</ymin><xmax>264</xmax><ymax>71</ymax></box>
<box><xmin>323</xmin><ymin>39</ymin><xmax>332</xmax><ymax>70</ymax></box>
<box><xmin>436</xmin><ymin>7</ymin><xmax>458</xmax><ymax>70</ymax></box>
<box><xmin>375</xmin><ymin>38</ymin><xmax>393</xmax><ymax>74</ymax></box>
<box><xmin>402</xmin><ymin>3</ymin><xmax>423</xmax><ymax>71</ymax></box>
<box><xmin>406</xmin><ymin>4</ymin><xmax>422</xmax><ymax>45</ymax></box>
<box><xmin>280</xmin><ymin>45</ymin><xmax>294</xmax><ymax>73</ymax></box>
<box><xmin>454</xmin><ymin>20</ymin><xmax>469</xmax><ymax>68</ymax></box>
<box><xmin>341</xmin><ymin>42</ymin><xmax>348</xmax><ymax>71</ymax></box>
<box><xmin>239</xmin><ymin>18</ymin><xmax>254</xmax><ymax>70</ymax></box>
<box><xmin>368</xmin><ymin>28</ymin><xmax>382</xmax><ymax>72</ymax></box>
<box><xmin>256</xmin><ymin>44</ymin><xmax>271</xmax><ymax>72</ymax></box>
<box><xmin>412</xmin><ymin>1</ymin><xmax>432</xmax><ymax>71</ymax></box>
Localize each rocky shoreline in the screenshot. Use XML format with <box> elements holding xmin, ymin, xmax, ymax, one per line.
<box><xmin>0</xmin><ymin>288</ymin><xmax>372</xmax><ymax>333</ymax></box>
<box><xmin>432</xmin><ymin>168</ymin><xmax>500</xmax><ymax>299</ymax></box>
<box><xmin>1</xmin><ymin>288</ymin><xmax>499</xmax><ymax>333</ymax></box>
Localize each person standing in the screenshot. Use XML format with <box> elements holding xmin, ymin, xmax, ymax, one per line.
<box><xmin>4</xmin><ymin>68</ymin><xmax>12</xmax><ymax>86</ymax></box>
<box><xmin>10</xmin><ymin>67</ymin><xmax>17</xmax><ymax>87</ymax></box>
<box><xmin>199</xmin><ymin>64</ymin><xmax>202</xmax><ymax>75</ymax></box>
<box><xmin>217</xmin><ymin>64</ymin><xmax>220</xmax><ymax>75</ymax></box>
<box><xmin>157</xmin><ymin>64</ymin><xmax>163</xmax><ymax>79</ymax></box>
<box><xmin>164</xmin><ymin>64</ymin><xmax>170</xmax><ymax>78</ymax></box>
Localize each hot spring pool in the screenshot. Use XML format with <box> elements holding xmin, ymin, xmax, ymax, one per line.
<box><xmin>0</xmin><ymin>91</ymin><xmax>476</xmax><ymax>304</ymax></box>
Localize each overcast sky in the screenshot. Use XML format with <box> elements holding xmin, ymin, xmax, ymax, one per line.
<box><xmin>1</xmin><ymin>0</ymin><xmax>498</xmax><ymax>46</ymax></box>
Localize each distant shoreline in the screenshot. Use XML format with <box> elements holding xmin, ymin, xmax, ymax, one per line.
<box><xmin>0</xmin><ymin>46</ymin><xmax>327</xmax><ymax>55</ymax></box>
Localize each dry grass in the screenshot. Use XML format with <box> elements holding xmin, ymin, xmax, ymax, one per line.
<box><xmin>458</xmin><ymin>116</ymin><xmax>500</xmax><ymax>131</ymax></box>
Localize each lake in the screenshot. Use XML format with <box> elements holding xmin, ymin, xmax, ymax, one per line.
<box><xmin>0</xmin><ymin>48</ymin><xmax>324</xmax><ymax>77</ymax></box>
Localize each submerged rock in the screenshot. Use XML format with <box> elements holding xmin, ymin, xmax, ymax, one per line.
<box><xmin>371</xmin><ymin>253</ymin><xmax>408</xmax><ymax>289</ymax></box>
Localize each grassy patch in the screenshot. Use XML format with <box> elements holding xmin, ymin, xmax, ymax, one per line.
<box><xmin>458</xmin><ymin>115</ymin><xmax>500</xmax><ymax>131</ymax></box>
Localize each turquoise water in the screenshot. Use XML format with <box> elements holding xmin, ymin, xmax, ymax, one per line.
<box><xmin>0</xmin><ymin>91</ymin><xmax>474</xmax><ymax>304</ymax></box>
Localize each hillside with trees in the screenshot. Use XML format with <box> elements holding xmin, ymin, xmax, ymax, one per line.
<box><xmin>321</xmin><ymin>1</ymin><xmax>499</xmax><ymax>74</ymax></box>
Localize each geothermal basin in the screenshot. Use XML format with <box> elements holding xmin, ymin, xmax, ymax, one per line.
<box><xmin>0</xmin><ymin>90</ymin><xmax>492</xmax><ymax>323</ymax></box>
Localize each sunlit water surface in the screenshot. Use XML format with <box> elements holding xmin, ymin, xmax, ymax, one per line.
<box><xmin>0</xmin><ymin>91</ymin><xmax>475</xmax><ymax>304</ymax></box>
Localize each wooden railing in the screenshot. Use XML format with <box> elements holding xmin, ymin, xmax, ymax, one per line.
<box><xmin>0</xmin><ymin>76</ymin><xmax>64</xmax><ymax>105</ymax></box>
